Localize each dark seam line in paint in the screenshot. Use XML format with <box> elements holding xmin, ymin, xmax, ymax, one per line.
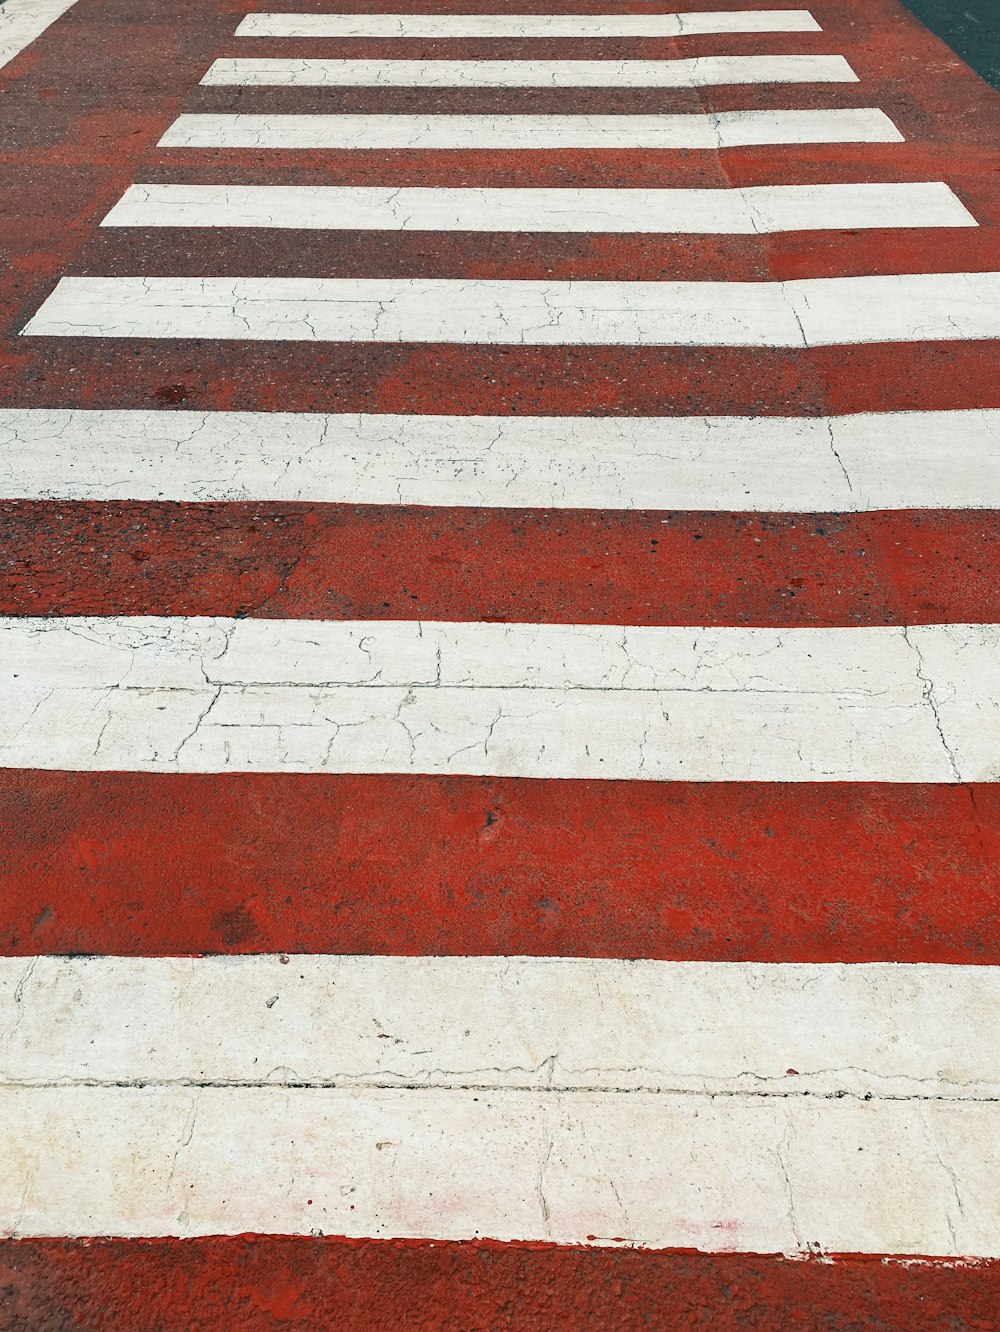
<box><xmin>3</xmin><ymin>1079</ymin><xmax>998</xmax><ymax>1102</ymax></box>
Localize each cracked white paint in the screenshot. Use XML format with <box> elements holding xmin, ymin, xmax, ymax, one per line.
<box><xmin>3</xmin><ymin>957</ymin><xmax>1000</xmax><ymax>1099</ymax></box>
<box><xmin>101</xmin><ymin>182</ymin><xmax>977</xmax><ymax>233</ymax></box>
<box><xmin>157</xmin><ymin>107</ymin><xmax>904</xmax><ymax>150</ymax></box>
<box><xmin>22</xmin><ymin>272</ymin><xmax>1000</xmax><ymax>345</ymax></box>
<box><xmin>0</xmin><ymin>0</ymin><xmax>80</xmax><ymax>70</ymax></box>
<box><xmin>2</xmin><ymin>1086</ymin><xmax>996</xmax><ymax>1250</ymax></box>
<box><xmin>1</xmin><ymin>408</ymin><xmax>998</xmax><ymax>509</ymax></box>
<box><xmin>234</xmin><ymin>11</ymin><xmax>824</xmax><ymax>39</ymax></box>
<box><xmin>0</xmin><ymin>618</ymin><xmax>995</xmax><ymax>779</ymax></box>
<box><xmin>201</xmin><ymin>54</ymin><xmax>858</xmax><ymax>89</ymax></box>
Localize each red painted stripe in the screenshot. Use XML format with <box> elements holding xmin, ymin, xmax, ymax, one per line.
<box><xmin>2</xmin><ymin>772</ymin><xmax>998</xmax><ymax>962</ymax></box>
<box><xmin>133</xmin><ymin>143</ymin><xmax>997</xmax><ymax>191</ymax></box>
<box><xmin>181</xmin><ymin>84</ymin><xmax>882</xmax><ymax>118</ymax></box>
<box><xmin>76</xmin><ymin>225</ymin><xmax>999</xmax><ymax>284</ymax></box>
<box><xmin>3</xmin><ymin>341</ymin><xmax>999</xmax><ymax>416</ymax></box>
<box><xmin>1</xmin><ymin>1238</ymin><xmax>997</xmax><ymax>1330</ymax></box>
<box><xmin>205</xmin><ymin>33</ymin><xmax>846</xmax><ymax>63</ymax></box>
<box><xmin>3</xmin><ymin>504</ymin><xmax>1000</xmax><ymax>626</ymax></box>
<box><xmin>1</xmin><ymin>0</ymin><xmax>998</xmax><ymax>413</ymax></box>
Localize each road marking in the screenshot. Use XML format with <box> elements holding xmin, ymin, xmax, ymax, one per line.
<box><xmin>100</xmin><ymin>182</ymin><xmax>976</xmax><ymax>233</ymax></box>
<box><xmin>201</xmin><ymin>55</ymin><xmax>858</xmax><ymax>88</ymax></box>
<box><xmin>0</xmin><ymin>0</ymin><xmax>81</xmax><ymax>70</ymax></box>
<box><xmin>0</xmin><ymin>618</ymin><xmax>993</xmax><ymax>780</ymax></box>
<box><xmin>2</xmin><ymin>409</ymin><xmax>997</xmax><ymax>510</ymax></box>
<box><xmin>157</xmin><ymin>108</ymin><xmax>904</xmax><ymax>149</ymax></box>
<box><xmin>6</xmin><ymin>506</ymin><xmax>998</xmax><ymax>627</ymax></box>
<box><xmin>2</xmin><ymin>1085</ymin><xmax>993</xmax><ymax>1250</ymax></box>
<box><xmin>4</xmin><ymin>955</ymin><xmax>999</xmax><ymax>1097</ymax></box>
<box><xmin>23</xmin><ymin>273</ymin><xmax>1000</xmax><ymax>346</ymax></box>
<box><xmin>4</xmin><ymin>775</ymin><xmax>998</xmax><ymax>964</ymax></box>
<box><xmin>234</xmin><ymin>11</ymin><xmax>824</xmax><ymax>39</ymax></box>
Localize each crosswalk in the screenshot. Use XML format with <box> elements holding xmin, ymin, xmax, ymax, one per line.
<box><xmin>3</xmin><ymin>0</ymin><xmax>1000</xmax><ymax>1311</ymax></box>
<box><xmin>3</xmin><ymin>407</ymin><xmax>996</xmax><ymax>507</ymax></box>
<box><xmin>101</xmin><ymin>181</ymin><xmax>977</xmax><ymax>231</ymax></box>
<box><xmin>198</xmin><ymin>53</ymin><xmax>861</xmax><ymax>86</ymax></box>
<box><xmin>1</xmin><ymin>617</ymin><xmax>997</xmax><ymax>779</ymax></box>
<box><xmin>25</xmin><ymin>271</ymin><xmax>1000</xmax><ymax>342</ymax></box>
<box><xmin>233</xmin><ymin>10</ymin><xmax>826</xmax><ymax>37</ymax></box>
<box><xmin>157</xmin><ymin>106</ymin><xmax>906</xmax><ymax>147</ymax></box>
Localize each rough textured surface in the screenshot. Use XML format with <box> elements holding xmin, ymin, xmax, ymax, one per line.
<box><xmin>2</xmin><ymin>0</ymin><xmax>1000</xmax><ymax>1316</ymax></box>
<box><xmin>2</xmin><ymin>1242</ymin><xmax>1000</xmax><ymax>1331</ymax></box>
<box><xmin>4</xmin><ymin>502</ymin><xmax>1000</xmax><ymax>626</ymax></box>
<box><xmin>1</xmin><ymin>774</ymin><xmax>998</xmax><ymax>962</ymax></box>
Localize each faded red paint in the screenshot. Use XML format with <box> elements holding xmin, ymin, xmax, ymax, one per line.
<box><xmin>132</xmin><ymin>140</ymin><xmax>997</xmax><ymax>190</ymax></box>
<box><xmin>1</xmin><ymin>1240</ymin><xmax>999</xmax><ymax>1331</ymax></box>
<box><xmin>2</xmin><ymin>773</ymin><xmax>999</xmax><ymax>961</ymax></box>
<box><xmin>3</xmin><ymin>503</ymin><xmax>1000</xmax><ymax>625</ymax></box>
<box><xmin>76</xmin><ymin>226</ymin><xmax>1000</xmax><ymax>284</ymax></box>
<box><xmin>1</xmin><ymin>0</ymin><xmax>999</xmax><ymax>420</ymax></box>
<box><xmin>2</xmin><ymin>0</ymin><xmax>1000</xmax><ymax>1317</ymax></box>
<box><xmin>10</xmin><ymin>341</ymin><xmax>1000</xmax><ymax>418</ymax></box>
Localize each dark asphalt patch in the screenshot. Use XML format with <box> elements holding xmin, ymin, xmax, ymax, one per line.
<box><xmin>903</xmin><ymin>0</ymin><xmax>1000</xmax><ymax>90</ymax></box>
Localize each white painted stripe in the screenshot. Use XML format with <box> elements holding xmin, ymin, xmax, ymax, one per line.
<box><xmin>22</xmin><ymin>273</ymin><xmax>1000</xmax><ymax>347</ymax></box>
<box><xmin>2</xmin><ymin>408</ymin><xmax>999</xmax><ymax>511</ymax></box>
<box><xmin>100</xmin><ymin>182</ymin><xmax>977</xmax><ymax>233</ymax></box>
<box><xmin>4</xmin><ymin>957</ymin><xmax>999</xmax><ymax>1100</ymax></box>
<box><xmin>0</xmin><ymin>0</ymin><xmax>80</xmax><ymax>71</ymax></box>
<box><xmin>0</xmin><ymin>618</ymin><xmax>994</xmax><ymax>780</ymax></box>
<box><xmin>157</xmin><ymin>108</ymin><xmax>904</xmax><ymax>150</ymax></box>
<box><xmin>234</xmin><ymin>11</ymin><xmax>824</xmax><ymax>38</ymax></box>
<box><xmin>2</xmin><ymin>1086</ymin><xmax>996</xmax><ymax>1249</ymax></box>
<box><xmin>201</xmin><ymin>54</ymin><xmax>857</xmax><ymax>88</ymax></box>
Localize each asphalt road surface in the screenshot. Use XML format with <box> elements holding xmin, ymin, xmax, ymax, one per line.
<box><xmin>1</xmin><ymin>0</ymin><xmax>1000</xmax><ymax>1326</ymax></box>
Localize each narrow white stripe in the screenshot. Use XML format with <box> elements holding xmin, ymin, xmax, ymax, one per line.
<box><xmin>234</xmin><ymin>11</ymin><xmax>824</xmax><ymax>38</ymax></box>
<box><xmin>101</xmin><ymin>182</ymin><xmax>977</xmax><ymax>233</ymax></box>
<box><xmin>157</xmin><ymin>108</ymin><xmax>903</xmax><ymax>150</ymax></box>
<box><xmin>201</xmin><ymin>54</ymin><xmax>857</xmax><ymax>88</ymax></box>
<box><xmin>0</xmin><ymin>618</ymin><xmax>993</xmax><ymax>780</ymax></box>
<box><xmin>3</xmin><ymin>1087</ymin><xmax>995</xmax><ymax>1249</ymax></box>
<box><xmin>3</xmin><ymin>957</ymin><xmax>998</xmax><ymax>1099</ymax></box>
<box><xmin>0</xmin><ymin>0</ymin><xmax>80</xmax><ymax>70</ymax></box>
<box><xmin>22</xmin><ymin>273</ymin><xmax>1000</xmax><ymax>347</ymax></box>
<box><xmin>2</xmin><ymin>408</ymin><xmax>998</xmax><ymax>511</ymax></box>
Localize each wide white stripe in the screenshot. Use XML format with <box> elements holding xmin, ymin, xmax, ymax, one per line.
<box><xmin>157</xmin><ymin>108</ymin><xmax>903</xmax><ymax>149</ymax></box>
<box><xmin>0</xmin><ymin>0</ymin><xmax>80</xmax><ymax>70</ymax></box>
<box><xmin>2</xmin><ymin>408</ymin><xmax>998</xmax><ymax>511</ymax></box>
<box><xmin>4</xmin><ymin>957</ymin><xmax>999</xmax><ymax>1099</ymax></box>
<box><xmin>22</xmin><ymin>273</ymin><xmax>1000</xmax><ymax>346</ymax></box>
<box><xmin>3</xmin><ymin>1086</ymin><xmax>997</xmax><ymax>1250</ymax></box>
<box><xmin>201</xmin><ymin>54</ymin><xmax>857</xmax><ymax>88</ymax></box>
<box><xmin>235</xmin><ymin>11</ymin><xmax>824</xmax><ymax>38</ymax></box>
<box><xmin>101</xmin><ymin>182</ymin><xmax>977</xmax><ymax>233</ymax></box>
<box><xmin>1</xmin><ymin>618</ymin><xmax>994</xmax><ymax>780</ymax></box>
